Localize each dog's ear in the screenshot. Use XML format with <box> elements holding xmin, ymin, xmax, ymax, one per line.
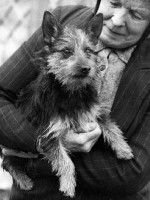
<box><xmin>42</xmin><ymin>11</ymin><xmax>62</xmax><ymax>45</ymax></box>
<box><xmin>85</xmin><ymin>13</ymin><xmax>103</xmax><ymax>45</ymax></box>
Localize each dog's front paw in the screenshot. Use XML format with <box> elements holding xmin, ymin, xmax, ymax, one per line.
<box><xmin>116</xmin><ymin>143</ymin><xmax>134</xmax><ymax>160</ymax></box>
<box><xmin>103</xmin><ymin>122</ymin><xmax>134</xmax><ymax>160</ymax></box>
<box><xmin>59</xmin><ymin>174</ymin><xmax>76</xmax><ymax>198</ymax></box>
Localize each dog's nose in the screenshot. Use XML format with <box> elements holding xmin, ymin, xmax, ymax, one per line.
<box><xmin>81</xmin><ymin>67</ymin><xmax>91</xmax><ymax>75</ymax></box>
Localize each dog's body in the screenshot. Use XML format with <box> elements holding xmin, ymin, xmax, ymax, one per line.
<box><xmin>2</xmin><ymin>11</ymin><xmax>133</xmax><ymax>197</ymax></box>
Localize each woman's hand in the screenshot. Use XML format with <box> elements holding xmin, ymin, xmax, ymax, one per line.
<box><xmin>65</xmin><ymin>122</ymin><xmax>102</xmax><ymax>153</ymax></box>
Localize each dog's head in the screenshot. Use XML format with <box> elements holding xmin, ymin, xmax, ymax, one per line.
<box><xmin>41</xmin><ymin>11</ymin><xmax>103</xmax><ymax>91</ymax></box>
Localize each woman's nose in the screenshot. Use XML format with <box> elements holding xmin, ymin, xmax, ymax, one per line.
<box><xmin>111</xmin><ymin>8</ymin><xmax>127</xmax><ymax>27</ymax></box>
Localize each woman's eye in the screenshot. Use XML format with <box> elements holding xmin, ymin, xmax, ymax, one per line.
<box><xmin>130</xmin><ymin>10</ymin><xmax>143</xmax><ymax>21</ymax></box>
<box><xmin>133</xmin><ymin>15</ymin><xmax>142</xmax><ymax>21</ymax></box>
<box><xmin>110</xmin><ymin>1</ymin><xmax>121</xmax><ymax>7</ymax></box>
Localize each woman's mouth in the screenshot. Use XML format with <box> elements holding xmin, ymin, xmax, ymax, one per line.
<box><xmin>107</xmin><ymin>27</ymin><xmax>124</xmax><ymax>36</ymax></box>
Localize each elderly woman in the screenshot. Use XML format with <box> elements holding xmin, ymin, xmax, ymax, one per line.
<box><xmin>1</xmin><ymin>0</ymin><xmax>150</xmax><ymax>199</ymax></box>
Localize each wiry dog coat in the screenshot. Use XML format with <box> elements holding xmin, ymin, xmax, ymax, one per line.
<box><xmin>2</xmin><ymin>11</ymin><xmax>133</xmax><ymax>198</ymax></box>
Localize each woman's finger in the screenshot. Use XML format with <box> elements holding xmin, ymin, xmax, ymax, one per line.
<box><xmin>2</xmin><ymin>148</ymin><xmax>38</xmax><ymax>158</ymax></box>
<box><xmin>78</xmin><ymin>123</ymin><xmax>101</xmax><ymax>142</ymax></box>
<box><xmin>76</xmin><ymin>122</ymin><xmax>97</xmax><ymax>133</ymax></box>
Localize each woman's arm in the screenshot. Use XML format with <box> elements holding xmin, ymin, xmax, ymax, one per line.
<box><xmin>71</xmin><ymin>107</ymin><xmax>150</xmax><ymax>196</ymax></box>
<box><xmin>0</xmin><ymin>6</ymin><xmax>63</xmax><ymax>152</ymax></box>
<box><xmin>0</xmin><ymin>5</ymin><xmax>93</xmax><ymax>152</ymax></box>
<box><xmin>3</xmin><ymin>107</ymin><xmax>150</xmax><ymax>197</ymax></box>
<box><xmin>0</xmin><ymin>33</ymin><xmax>41</xmax><ymax>152</ymax></box>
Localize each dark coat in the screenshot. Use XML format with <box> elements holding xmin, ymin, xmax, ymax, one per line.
<box><xmin>1</xmin><ymin>5</ymin><xmax>150</xmax><ymax>200</ymax></box>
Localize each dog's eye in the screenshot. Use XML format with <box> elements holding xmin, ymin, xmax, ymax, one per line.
<box><xmin>62</xmin><ymin>48</ymin><xmax>73</xmax><ymax>59</ymax></box>
<box><xmin>84</xmin><ymin>47</ymin><xmax>94</xmax><ymax>55</ymax></box>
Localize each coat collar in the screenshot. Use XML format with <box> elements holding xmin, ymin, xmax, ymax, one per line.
<box><xmin>97</xmin><ymin>37</ymin><xmax>150</xmax><ymax>69</ymax></box>
<box><xmin>115</xmin><ymin>47</ymin><xmax>136</xmax><ymax>64</ymax></box>
<box><xmin>111</xmin><ymin>41</ymin><xmax>150</xmax><ymax>132</ymax></box>
<box><xmin>97</xmin><ymin>40</ymin><xmax>136</xmax><ymax>64</ymax></box>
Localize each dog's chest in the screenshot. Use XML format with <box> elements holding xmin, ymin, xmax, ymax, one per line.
<box><xmin>45</xmin><ymin>86</ymin><xmax>100</xmax><ymax>136</ymax></box>
<box><xmin>45</xmin><ymin>103</ymin><xmax>99</xmax><ymax>139</ymax></box>
<box><xmin>48</xmin><ymin>98</ymin><xmax>100</xmax><ymax>135</ymax></box>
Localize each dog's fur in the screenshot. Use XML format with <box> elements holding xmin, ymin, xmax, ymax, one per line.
<box><xmin>1</xmin><ymin>11</ymin><xmax>133</xmax><ymax>197</ymax></box>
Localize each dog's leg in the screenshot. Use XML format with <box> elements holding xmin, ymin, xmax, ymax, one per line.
<box><xmin>45</xmin><ymin>139</ymin><xmax>76</xmax><ymax>197</ymax></box>
<box><xmin>2</xmin><ymin>160</ymin><xmax>33</xmax><ymax>190</ymax></box>
<box><xmin>101</xmin><ymin>121</ymin><xmax>134</xmax><ymax>159</ymax></box>
<box><xmin>58</xmin><ymin>141</ymin><xmax>76</xmax><ymax>197</ymax></box>
<box><xmin>9</xmin><ymin>167</ymin><xmax>33</xmax><ymax>190</ymax></box>
<box><xmin>53</xmin><ymin>140</ymin><xmax>76</xmax><ymax>197</ymax></box>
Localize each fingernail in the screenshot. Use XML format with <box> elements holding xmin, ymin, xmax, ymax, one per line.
<box><xmin>14</xmin><ymin>150</ymin><xmax>20</xmax><ymax>153</ymax></box>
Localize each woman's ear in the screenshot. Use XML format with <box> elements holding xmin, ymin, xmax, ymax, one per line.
<box><xmin>42</xmin><ymin>11</ymin><xmax>62</xmax><ymax>45</ymax></box>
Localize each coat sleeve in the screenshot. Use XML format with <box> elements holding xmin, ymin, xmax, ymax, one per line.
<box><xmin>0</xmin><ymin>5</ymin><xmax>92</xmax><ymax>152</ymax></box>
<box><xmin>0</xmin><ymin>6</ymin><xmax>63</xmax><ymax>152</ymax></box>
<box><xmin>72</xmin><ymin>104</ymin><xmax>150</xmax><ymax>196</ymax></box>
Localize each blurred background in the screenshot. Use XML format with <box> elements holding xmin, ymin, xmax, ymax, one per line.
<box><xmin>0</xmin><ymin>0</ymin><xmax>96</xmax><ymax>199</ymax></box>
<box><xmin>0</xmin><ymin>0</ymin><xmax>95</xmax><ymax>65</ymax></box>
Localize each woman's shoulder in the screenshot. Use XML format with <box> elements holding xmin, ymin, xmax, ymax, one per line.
<box><xmin>138</xmin><ymin>37</ymin><xmax>150</xmax><ymax>68</ymax></box>
<box><xmin>52</xmin><ymin>5</ymin><xmax>94</xmax><ymax>27</ymax></box>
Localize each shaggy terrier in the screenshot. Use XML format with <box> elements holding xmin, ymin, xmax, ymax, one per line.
<box><xmin>2</xmin><ymin>11</ymin><xmax>133</xmax><ymax>198</ymax></box>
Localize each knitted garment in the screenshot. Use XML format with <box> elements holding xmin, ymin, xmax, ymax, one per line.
<box><xmin>96</xmin><ymin>41</ymin><xmax>136</xmax><ymax>110</ymax></box>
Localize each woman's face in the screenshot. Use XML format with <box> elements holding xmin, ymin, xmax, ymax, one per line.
<box><xmin>98</xmin><ymin>0</ymin><xmax>150</xmax><ymax>48</ymax></box>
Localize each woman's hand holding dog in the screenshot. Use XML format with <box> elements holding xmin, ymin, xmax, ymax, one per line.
<box><xmin>66</xmin><ymin>122</ymin><xmax>102</xmax><ymax>153</ymax></box>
